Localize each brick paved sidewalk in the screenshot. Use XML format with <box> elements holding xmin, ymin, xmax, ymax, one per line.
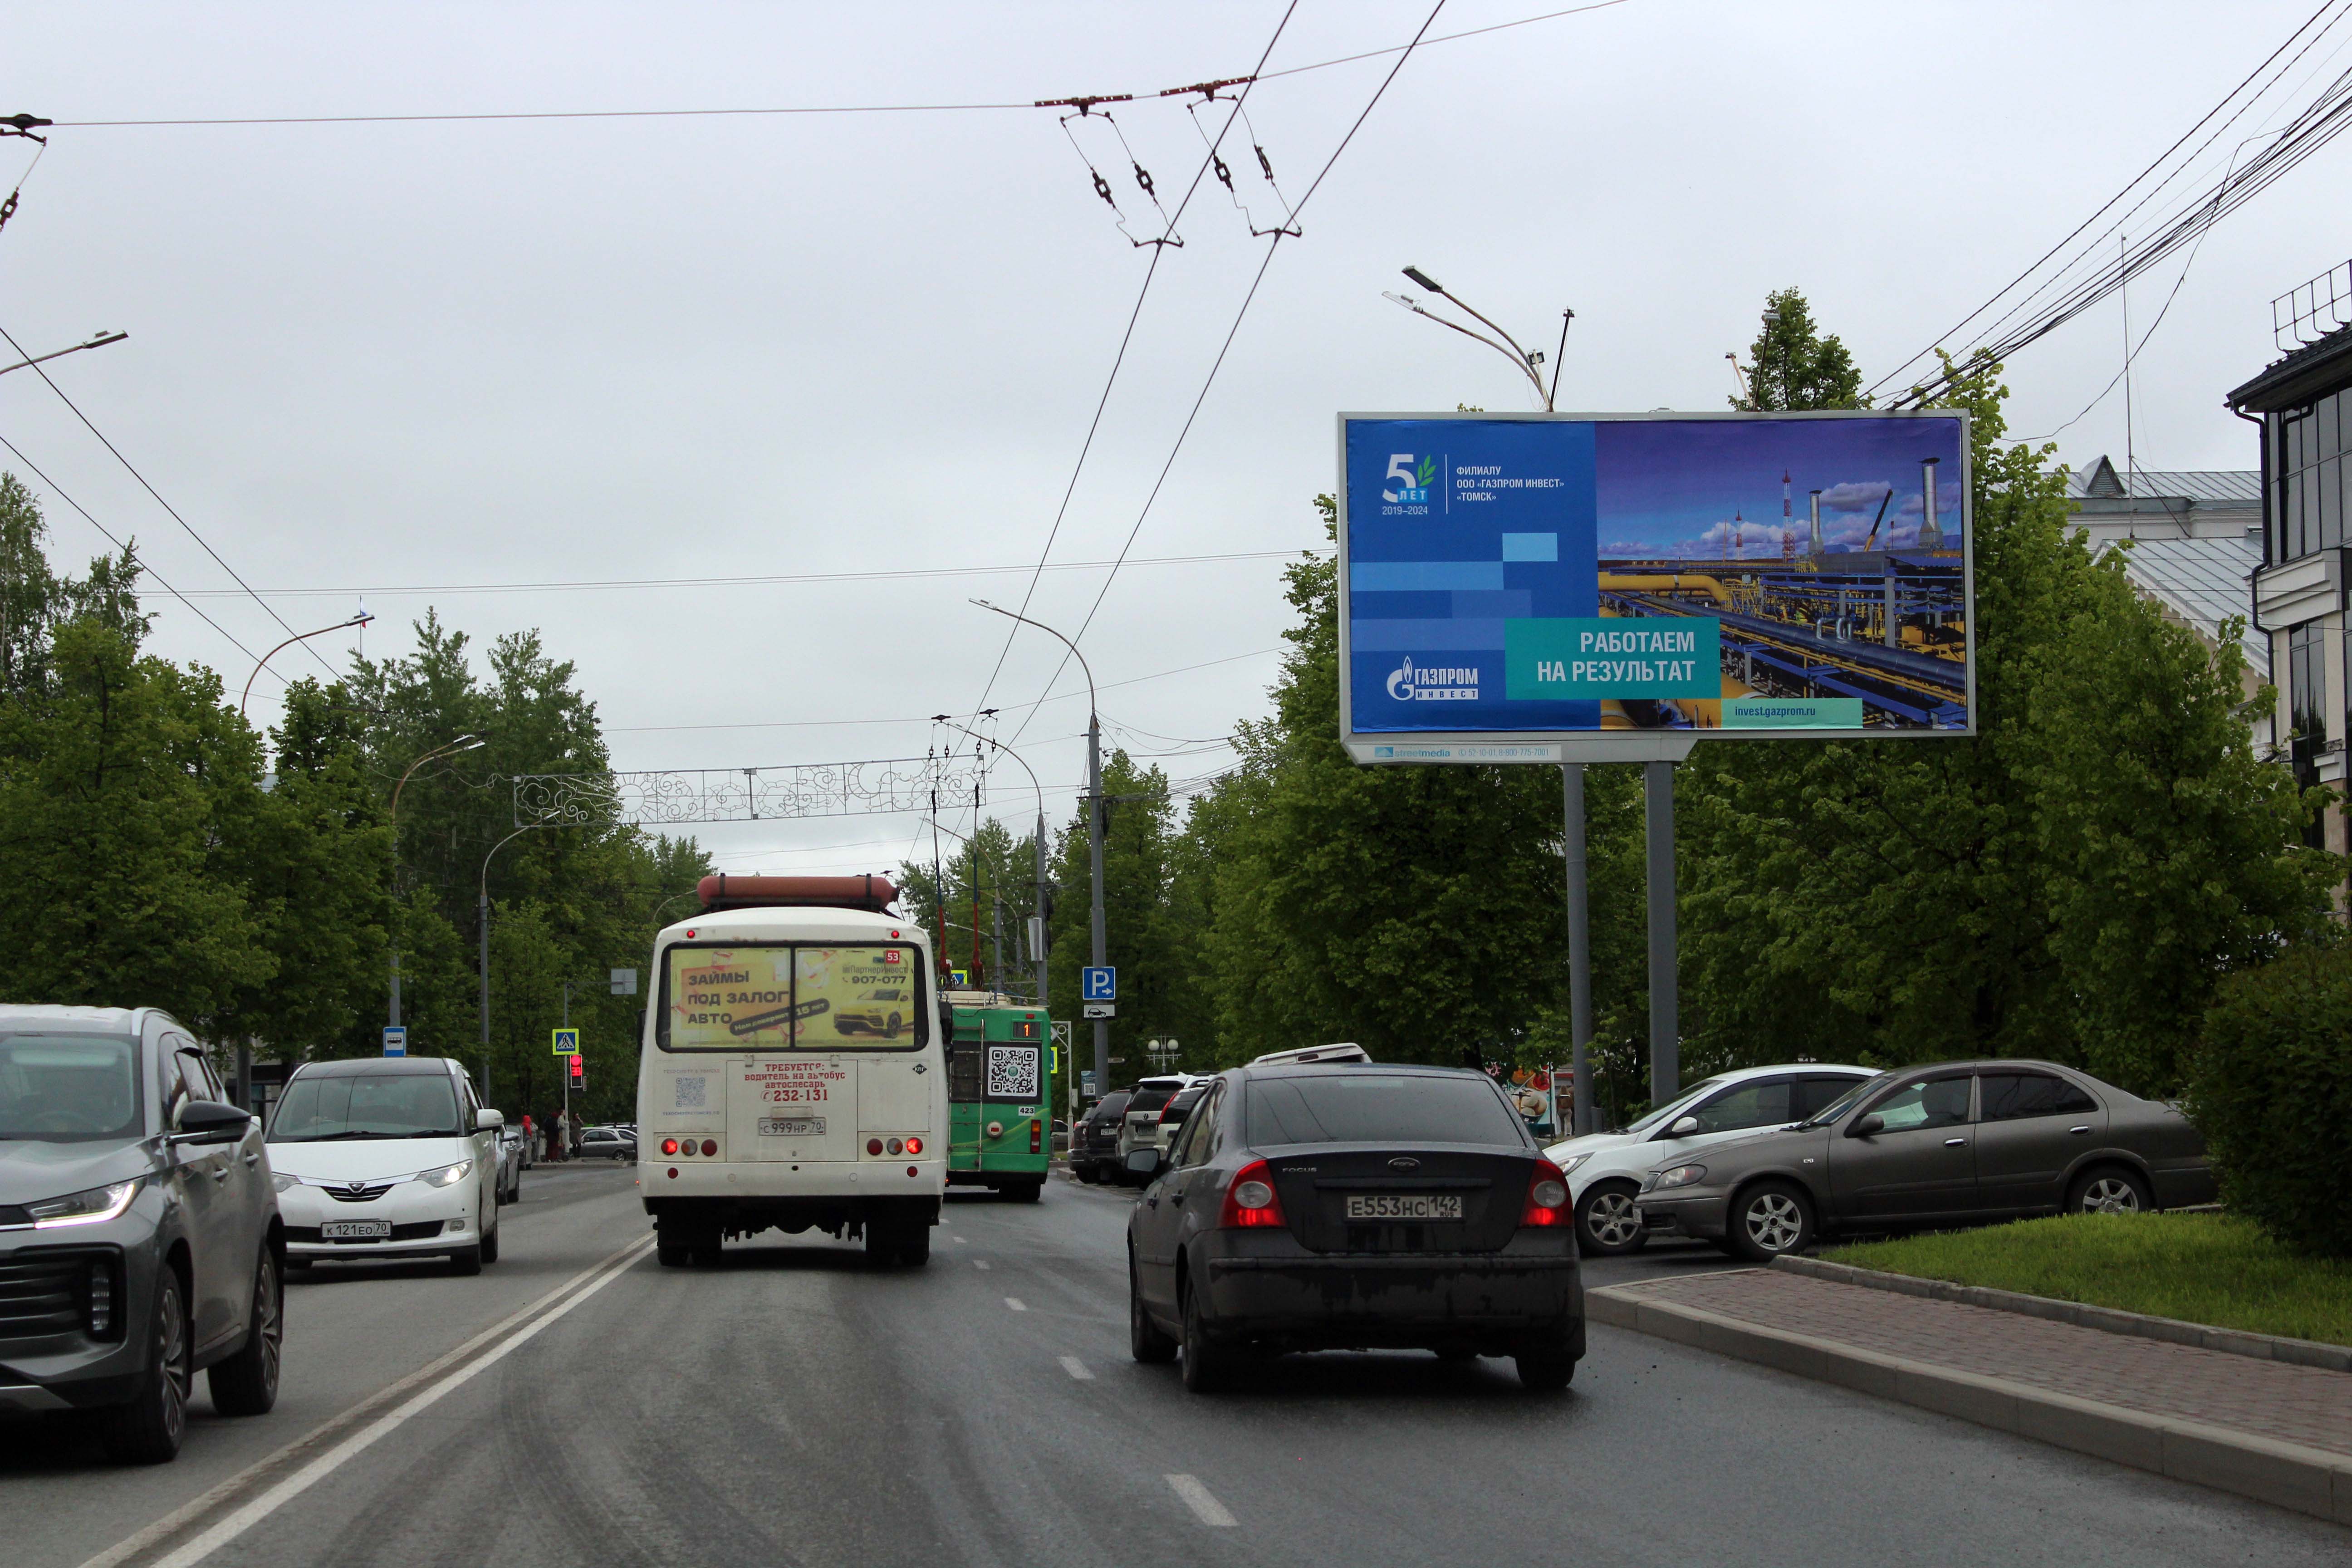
<box><xmin>1603</xmin><ymin>1268</ymin><xmax>2352</xmax><ymax>1459</ymax></box>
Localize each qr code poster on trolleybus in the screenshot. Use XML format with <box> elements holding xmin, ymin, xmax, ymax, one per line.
<box><xmin>1338</xmin><ymin>411</ymin><xmax>1974</xmax><ymax>760</ymax></box>
<box><xmin>986</xmin><ymin>1046</ymin><xmax>1041</xmax><ymax>1102</ymax></box>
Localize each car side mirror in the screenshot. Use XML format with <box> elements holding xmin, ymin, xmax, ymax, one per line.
<box><xmin>1125</xmin><ymin>1147</ymin><xmax>1164</xmax><ymax>1178</ymax></box>
<box><xmin>174</xmin><ymin>1099</ymin><xmax>252</xmax><ymax>1146</ymax></box>
<box><xmin>476</xmin><ymin>1108</ymin><xmax>505</xmax><ymax>1131</ymax></box>
<box><xmin>1848</xmin><ymin>1112</ymin><xmax>1886</xmax><ymax>1138</ymax></box>
<box><xmin>1667</xmin><ymin>1116</ymin><xmax>1701</xmax><ymax>1137</ymax></box>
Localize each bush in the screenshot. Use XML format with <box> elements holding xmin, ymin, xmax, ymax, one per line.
<box><xmin>2191</xmin><ymin>945</ymin><xmax>2352</xmax><ymax>1259</ymax></box>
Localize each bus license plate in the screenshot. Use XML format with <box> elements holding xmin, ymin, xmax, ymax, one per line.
<box><xmin>1345</xmin><ymin>1195</ymin><xmax>1461</xmax><ymax>1221</ymax></box>
<box><xmin>320</xmin><ymin>1220</ymin><xmax>391</xmax><ymax>1240</ymax></box>
<box><xmin>758</xmin><ymin>1116</ymin><xmax>825</xmax><ymax>1137</ymax></box>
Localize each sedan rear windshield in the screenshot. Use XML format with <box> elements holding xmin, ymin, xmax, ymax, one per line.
<box><xmin>1247</xmin><ymin>1074</ymin><xmax>1526</xmax><ymax>1147</ymax></box>
<box><xmin>0</xmin><ymin>1034</ymin><xmax>142</xmax><ymax>1142</ymax></box>
<box><xmin>270</xmin><ymin>1073</ymin><xmax>463</xmax><ymax>1141</ymax></box>
<box><xmin>1127</xmin><ymin>1087</ymin><xmax>1178</xmax><ymax>1114</ymax></box>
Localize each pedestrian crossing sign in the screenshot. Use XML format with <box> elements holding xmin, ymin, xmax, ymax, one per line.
<box><xmin>552</xmin><ymin>1026</ymin><xmax>580</xmax><ymax>1056</ymax></box>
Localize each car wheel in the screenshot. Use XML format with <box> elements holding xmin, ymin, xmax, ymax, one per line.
<box><xmin>1008</xmin><ymin>1180</ymin><xmax>1043</xmax><ymax>1204</ymax></box>
<box><xmin>1129</xmin><ymin>1258</ymin><xmax>1176</xmax><ymax>1364</ymax></box>
<box><xmin>480</xmin><ymin>1206</ymin><xmax>500</xmax><ymax>1265</ymax></box>
<box><xmin>1179</xmin><ymin>1278</ymin><xmax>1233</xmax><ymax>1393</ymax></box>
<box><xmin>1726</xmin><ymin>1181</ymin><xmax>1816</xmax><ymax>1263</ymax></box>
<box><xmin>1514</xmin><ymin>1328</ymin><xmax>1578</xmax><ymax>1391</ymax></box>
<box><xmin>1075</xmin><ymin>1163</ymin><xmax>1099</xmax><ymax>1185</ymax></box>
<box><xmin>100</xmin><ymin>1268</ymin><xmax>190</xmax><ymax>1465</ymax></box>
<box><xmin>1574</xmin><ymin>1181</ymin><xmax>1649</xmax><ymax>1256</ymax></box>
<box><xmin>207</xmin><ymin>1245</ymin><xmax>283</xmax><ymax>1417</ymax></box>
<box><xmin>449</xmin><ymin>1243</ymin><xmax>483</xmax><ymax>1276</ymax></box>
<box><xmin>2067</xmin><ymin>1166</ymin><xmax>2152</xmax><ymax>1215</ymax></box>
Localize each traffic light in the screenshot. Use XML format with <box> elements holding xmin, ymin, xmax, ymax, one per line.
<box><xmin>568</xmin><ymin>1052</ymin><xmax>584</xmax><ymax>1089</ymax></box>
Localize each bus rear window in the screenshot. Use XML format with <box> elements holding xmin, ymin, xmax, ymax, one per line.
<box><xmin>660</xmin><ymin>944</ymin><xmax>927</xmax><ymax>1052</ymax></box>
<box><xmin>1247</xmin><ymin>1074</ymin><xmax>1526</xmax><ymax>1147</ymax></box>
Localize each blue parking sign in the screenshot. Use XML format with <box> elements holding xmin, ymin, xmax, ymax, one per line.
<box><xmin>1081</xmin><ymin>966</ymin><xmax>1116</xmax><ymax>1002</ymax></box>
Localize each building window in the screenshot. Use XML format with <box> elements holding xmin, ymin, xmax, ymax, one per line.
<box><xmin>2290</xmin><ymin>622</ymin><xmax>2329</xmax><ymax>847</ymax></box>
<box><xmin>2276</xmin><ymin>391</ymin><xmax>2352</xmax><ymax>562</ymax></box>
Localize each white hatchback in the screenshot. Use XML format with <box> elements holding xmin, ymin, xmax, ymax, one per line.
<box><xmin>266</xmin><ymin>1057</ymin><xmax>506</xmax><ymax>1275</ymax></box>
<box><xmin>1545</xmin><ymin>1064</ymin><xmax>1873</xmax><ymax>1255</ymax></box>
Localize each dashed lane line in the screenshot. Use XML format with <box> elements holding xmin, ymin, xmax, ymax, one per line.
<box><xmin>973</xmin><ymin>1259</ymin><xmax>991</xmax><ymax>1270</ymax></box>
<box><xmin>1058</xmin><ymin>1356</ymin><xmax>1094</xmax><ymax>1380</ymax></box>
<box><xmin>1165</xmin><ymin>1475</ymin><xmax>1238</xmax><ymax>1527</ymax></box>
<box><xmin>1005</xmin><ymin>1298</ymin><xmax>1027</xmax><ymax>1312</ymax></box>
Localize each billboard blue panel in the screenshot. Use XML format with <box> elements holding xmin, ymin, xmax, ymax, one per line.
<box><xmin>1338</xmin><ymin>412</ymin><xmax>1973</xmax><ymax>753</ymax></box>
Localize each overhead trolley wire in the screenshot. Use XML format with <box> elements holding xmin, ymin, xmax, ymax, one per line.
<box><xmin>1005</xmin><ymin>0</ymin><xmax>1452</xmax><ymax>747</ymax></box>
<box><xmin>50</xmin><ymin>3</ymin><xmax>1638</xmax><ymax>130</ymax></box>
<box><xmin>0</xmin><ymin>322</ymin><xmax>342</xmax><ymax>679</ymax></box>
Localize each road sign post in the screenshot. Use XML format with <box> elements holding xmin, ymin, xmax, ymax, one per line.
<box><xmin>1081</xmin><ymin>967</ymin><xmax>1115</xmax><ymax>1002</ymax></box>
<box><xmin>381</xmin><ymin>1025</ymin><xmax>407</xmax><ymax>1057</ymax></box>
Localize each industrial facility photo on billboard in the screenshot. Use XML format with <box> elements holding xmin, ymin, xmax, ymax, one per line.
<box><xmin>1338</xmin><ymin>411</ymin><xmax>1974</xmax><ymax>748</ymax></box>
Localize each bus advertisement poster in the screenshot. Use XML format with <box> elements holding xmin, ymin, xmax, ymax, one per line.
<box><xmin>1337</xmin><ymin>411</ymin><xmax>1974</xmax><ymax>761</ymax></box>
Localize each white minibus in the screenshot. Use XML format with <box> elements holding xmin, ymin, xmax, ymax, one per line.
<box><xmin>636</xmin><ymin>874</ymin><xmax>946</xmax><ymax>1266</ymax></box>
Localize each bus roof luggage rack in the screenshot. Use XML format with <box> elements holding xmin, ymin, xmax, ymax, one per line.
<box><xmin>695</xmin><ymin>873</ymin><xmax>899</xmax><ymax>915</ymax></box>
<box><xmin>1249</xmin><ymin>1042</ymin><xmax>1371</xmax><ymax>1067</ymax></box>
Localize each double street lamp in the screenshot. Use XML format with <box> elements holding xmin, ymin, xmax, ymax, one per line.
<box><xmin>930</xmin><ymin>713</ymin><xmax>1050</xmax><ymax>1017</ymax></box>
<box><xmin>1387</xmin><ymin>265</ymin><xmax>1572</xmax><ymax>412</ymax></box>
<box><xmin>387</xmin><ymin>735</ymin><xmax>485</xmax><ymax>1034</ymax></box>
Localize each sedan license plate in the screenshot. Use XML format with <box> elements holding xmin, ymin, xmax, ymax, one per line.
<box><xmin>320</xmin><ymin>1220</ymin><xmax>391</xmax><ymax>1240</ymax></box>
<box><xmin>758</xmin><ymin>1116</ymin><xmax>825</xmax><ymax>1137</ymax></box>
<box><xmin>1345</xmin><ymin>1194</ymin><xmax>1462</xmax><ymax>1221</ymax></box>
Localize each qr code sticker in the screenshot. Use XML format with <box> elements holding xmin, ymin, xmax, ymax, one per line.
<box><xmin>986</xmin><ymin>1046</ymin><xmax>1040</xmax><ymax>1101</ymax></box>
<box><xmin>671</xmin><ymin>1075</ymin><xmax>708</xmax><ymax>1111</ymax></box>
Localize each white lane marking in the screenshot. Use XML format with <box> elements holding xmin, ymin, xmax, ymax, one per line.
<box><xmin>75</xmin><ymin>1232</ymin><xmax>655</xmax><ymax>1568</ymax></box>
<box><xmin>1004</xmin><ymin>1297</ymin><xmax>1026</xmax><ymax>1312</ymax></box>
<box><xmin>1165</xmin><ymin>1474</ymin><xmax>1237</xmax><ymax>1527</ymax></box>
<box><xmin>973</xmin><ymin>1259</ymin><xmax>991</xmax><ymax>1270</ymax></box>
<box><xmin>1058</xmin><ymin>1355</ymin><xmax>1094</xmax><ymax>1381</ymax></box>
<box><xmin>142</xmin><ymin>1235</ymin><xmax>656</xmax><ymax>1568</ymax></box>
<box><xmin>952</xmin><ymin>1235</ymin><xmax>967</xmax><ymax>1243</ymax></box>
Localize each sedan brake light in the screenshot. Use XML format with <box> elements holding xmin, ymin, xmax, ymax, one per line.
<box><xmin>1520</xmin><ymin>1158</ymin><xmax>1570</xmax><ymax>1227</ymax></box>
<box><xmin>1217</xmin><ymin>1159</ymin><xmax>1286</xmax><ymax>1229</ymax></box>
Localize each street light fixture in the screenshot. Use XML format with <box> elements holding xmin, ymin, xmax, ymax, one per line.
<box><xmin>1390</xmin><ymin>265</ymin><xmax>1562</xmax><ymax>409</ymax></box>
<box><xmin>240</xmin><ymin>611</ymin><xmax>374</xmax><ymax>718</ymax></box>
<box><xmin>969</xmin><ymin>598</ymin><xmax>1108</xmax><ymax>1103</ymax></box>
<box><xmin>0</xmin><ymin>329</ymin><xmax>128</xmax><ymax>379</ymax></box>
<box><xmin>932</xmin><ymin>713</ymin><xmax>1051</xmax><ymax>1014</ymax></box>
<box><xmin>480</xmin><ymin>821</ymin><xmax>547</xmax><ymax>1092</ymax></box>
<box><xmin>387</xmin><ymin>734</ymin><xmax>485</xmax><ymax>1031</ymax></box>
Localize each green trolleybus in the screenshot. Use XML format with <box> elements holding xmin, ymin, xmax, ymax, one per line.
<box><xmin>945</xmin><ymin>993</ymin><xmax>1051</xmax><ymax>1202</ymax></box>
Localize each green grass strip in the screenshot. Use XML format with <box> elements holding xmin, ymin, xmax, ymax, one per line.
<box><xmin>1823</xmin><ymin>1212</ymin><xmax>2352</xmax><ymax>1348</ymax></box>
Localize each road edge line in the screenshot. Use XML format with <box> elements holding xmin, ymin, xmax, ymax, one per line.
<box><xmin>76</xmin><ymin>1231</ymin><xmax>656</xmax><ymax>1568</ymax></box>
<box><xmin>1588</xmin><ymin>1283</ymin><xmax>2352</xmax><ymax>1527</ymax></box>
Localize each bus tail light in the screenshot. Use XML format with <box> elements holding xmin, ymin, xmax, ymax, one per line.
<box><xmin>1218</xmin><ymin>1160</ymin><xmax>1286</xmax><ymax>1230</ymax></box>
<box><xmin>700</xmin><ymin>1140</ymin><xmax>717</xmax><ymax>1157</ymax></box>
<box><xmin>905</xmin><ymin>1136</ymin><xmax>923</xmax><ymax>1155</ymax></box>
<box><xmin>867</xmin><ymin>1137</ymin><xmax>884</xmax><ymax>1155</ymax></box>
<box><xmin>1520</xmin><ymin>1159</ymin><xmax>1570</xmax><ymax>1226</ymax></box>
<box><xmin>661</xmin><ymin>1139</ymin><xmax>680</xmax><ymax>1156</ymax></box>
<box><xmin>1029</xmin><ymin>1119</ymin><xmax>1041</xmax><ymax>1154</ymax></box>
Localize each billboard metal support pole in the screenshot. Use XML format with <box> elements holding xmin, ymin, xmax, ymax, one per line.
<box><xmin>1561</xmin><ymin>764</ymin><xmax>1595</xmax><ymax>1136</ymax></box>
<box><xmin>1644</xmin><ymin>760</ymin><xmax>1679</xmax><ymax>1107</ymax></box>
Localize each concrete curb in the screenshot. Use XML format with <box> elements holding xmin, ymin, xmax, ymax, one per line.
<box><xmin>1590</xmin><ymin>1278</ymin><xmax>2352</xmax><ymax>1527</ymax></box>
<box><xmin>1773</xmin><ymin>1254</ymin><xmax>2352</xmax><ymax>1372</ymax></box>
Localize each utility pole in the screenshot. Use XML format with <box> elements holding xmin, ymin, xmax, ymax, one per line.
<box><xmin>970</xmin><ymin>601</ymin><xmax>1103</xmax><ymax>1102</ymax></box>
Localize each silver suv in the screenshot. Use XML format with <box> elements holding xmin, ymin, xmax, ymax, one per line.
<box><xmin>1113</xmin><ymin>1075</ymin><xmax>1206</xmax><ymax>1185</ymax></box>
<box><xmin>0</xmin><ymin>1006</ymin><xmax>284</xmax><ymax>1464</ymax></box>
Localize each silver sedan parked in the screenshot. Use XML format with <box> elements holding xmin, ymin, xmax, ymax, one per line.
<box><xmin>1631</xmin><ymin>1059</ymin><xmax>2216</xmax><ymax>1262</ymax></box>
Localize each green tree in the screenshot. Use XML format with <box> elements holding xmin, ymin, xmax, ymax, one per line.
<box><xmin>1734</xmin><ymin>286</ymin><xmax>1865</xmax><ymax>412</ymax></box>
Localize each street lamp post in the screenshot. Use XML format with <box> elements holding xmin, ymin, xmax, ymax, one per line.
<box><xmin>0</xmin><ymin>329</ymin><xmax>127</xmax><ymax>381</ymax></box>
<box><xmin>970</xmin><ymin>599</ymin><xmax>1104</xmax><ymax>1103</ymax></box>
<box><xmin>1390</xmin><ymin>265</ymin><xmax>1564</xmax><ymax>411</ymax></box>
<box><xmin>931</xmin><ymin>714</ymin><xmax>1050</xmax><ymax>1014</ymax></box>
<box><xmin>387</xmin><ymin>735</ymin><xmax>485</xmax><ymax>1032</ymax></box>
<box><xmin>240</xmin><ymin>612</ymin><xmax>374</xmax><ymax>719</ymax></box>
<box><xmin>479</xmin><ymin>822</ymin><xmax>546</xmax><ymax>1093</ymax></box>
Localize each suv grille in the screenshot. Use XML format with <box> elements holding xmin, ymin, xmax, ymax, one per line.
<box><xmin>0</xmin><ymin>1252</ymin><xmax>92</xmax><ymax>1340</ymax></box>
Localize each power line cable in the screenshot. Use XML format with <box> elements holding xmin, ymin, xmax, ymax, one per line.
<box><xmin>1006</xmin><ymin>0</ymin><xmax>1450</xmax><ymax>745</ymax></box>
<box><xmin>0</xmin><ymin>430</ymin><xmax>271</xmax><ymax>668</ymax></box>
<box><xmin>0</xmin><ymin>322</ymin><xmax>340</xmax><ymax>677</ymax></box>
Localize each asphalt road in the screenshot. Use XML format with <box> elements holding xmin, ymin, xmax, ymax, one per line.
<box><xmin>10</xmin><ymin>1163</ymin><xmax>2345</xmax><ymax>1568</ymax></box>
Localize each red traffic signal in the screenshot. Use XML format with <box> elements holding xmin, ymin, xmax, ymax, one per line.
<box><xmin>568</xmin><ymin>1052</ymin><xmax>583</xmax><ymax>1080</ymax></box>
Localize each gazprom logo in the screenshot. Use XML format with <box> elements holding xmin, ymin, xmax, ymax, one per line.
<box><xmin>1382</xmin><ymin>453</ymin><xmax>1436</xmax><ymax>505</ymax></box>
<box><xmin>1386</xmin><ymin>657</ymin><xmax>1479</xmax><ymax>701</ymax></box>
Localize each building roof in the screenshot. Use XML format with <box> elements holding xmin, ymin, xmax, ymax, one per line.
<box><xmin>2101</xmin><ymin>533</ymin><xmax>2267</xmax><ymax>678</ymax></box>
<box><xmin>2227</xmin><ymin>323</ymin><xmax>2352</xmax><ymax>412</ymax></box>
<box><xmin>2067</xmin><ymin>455</ymin><xmax>2259</xmax><ymax>504</ymax></box>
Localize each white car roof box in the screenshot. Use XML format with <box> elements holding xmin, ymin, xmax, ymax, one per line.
<box><xmin>1250</xmin><ymin>1042</ymin><xmax>1372</xmax><ymax>1067</ymax></box>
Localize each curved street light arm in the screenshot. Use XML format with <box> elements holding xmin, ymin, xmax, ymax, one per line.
<box><xmin>240</xmin><ymin>612</ymin><xmax>374</xmax><ymax>718</ymax></box>
<box><xmin>1387</xmin><ymin>291</ymin><xmax>1550</xmax><ymax>408</ymax></box>
<box><xmin>968</xmin><ymin>600</ymin><xmax>1096</xmax><ymax>718</ymax></box>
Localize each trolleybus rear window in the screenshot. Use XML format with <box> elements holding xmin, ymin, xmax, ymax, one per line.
<box><xmin>659</xmin><ymin>944</ymin><xmax>928</xmax><ymax>1052</ymax></box>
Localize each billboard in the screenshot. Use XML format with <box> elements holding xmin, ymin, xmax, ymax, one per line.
<box><xmin>1338</xmin><ymin>411</ymin><xmax>1973</xmax><ymax>760</ymax></box>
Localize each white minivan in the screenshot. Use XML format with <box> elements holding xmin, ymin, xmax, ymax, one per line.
<box><xmin>1544</xmin><ymin>1063</ymin><xmax>1874</xmax><ymax>1255</ymax></box>
<box><xmin>637</xmin><ymin>875</ymin><xmax>946</xmax><ymax>1267</ymax></box>
<box><xmin>267</xmin><ymin>1056</ymin><xmax>506</xmax><ymax>1274</ymax></box>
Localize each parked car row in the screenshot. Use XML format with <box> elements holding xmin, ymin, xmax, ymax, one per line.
<box><xmin>1</xmin><ymin>1005</ymin><xmax>519</xmax><ymax>1467</ymax></box>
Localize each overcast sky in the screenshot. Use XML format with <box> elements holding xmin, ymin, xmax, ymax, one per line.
<box><xmin>5</xmin><ymin>1</ymin><xmax>2345</xmax><ymax>875</ymax></box>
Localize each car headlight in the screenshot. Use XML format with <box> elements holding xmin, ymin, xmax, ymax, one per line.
<box><xmin>26</xmin><ymin>1178</ymin><xmax>143</xmax><ymax>1228</ymax></box>
<box><xmin>271</xmin><ymin>1172</ymin><xmax>301</xmax><ymax>1194</ymax></box>
<box><xmin>1555</xmin><ymin>1152</ymin><xmax>1593</xmax><ymax>1176</ymax></box>
<box><xmin>419</xmin><ymin>1161</ymin><xmax>474</xmax><ymax>1188</ymax></box>
<box><xmin>1651</xmin><ymin>1164</ymin><xmax>1709</xmax><ymax>1191</ymax></box>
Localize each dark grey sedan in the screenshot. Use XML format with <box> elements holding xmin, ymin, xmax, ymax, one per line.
<box><xmin>1</xmin><ymin>1006</ymin><xmax>284</xmax><ymax>1464</ymax></box>
<box><xmin>1125</xmin><ymin>1063</ymin><xmax>1584</xmax><ymax>1392</ymax></box>
<box><xmin>1633</xmin><ymin>1059</ymin><xmax>2217</xmax><ymax>1262</ymax></box>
